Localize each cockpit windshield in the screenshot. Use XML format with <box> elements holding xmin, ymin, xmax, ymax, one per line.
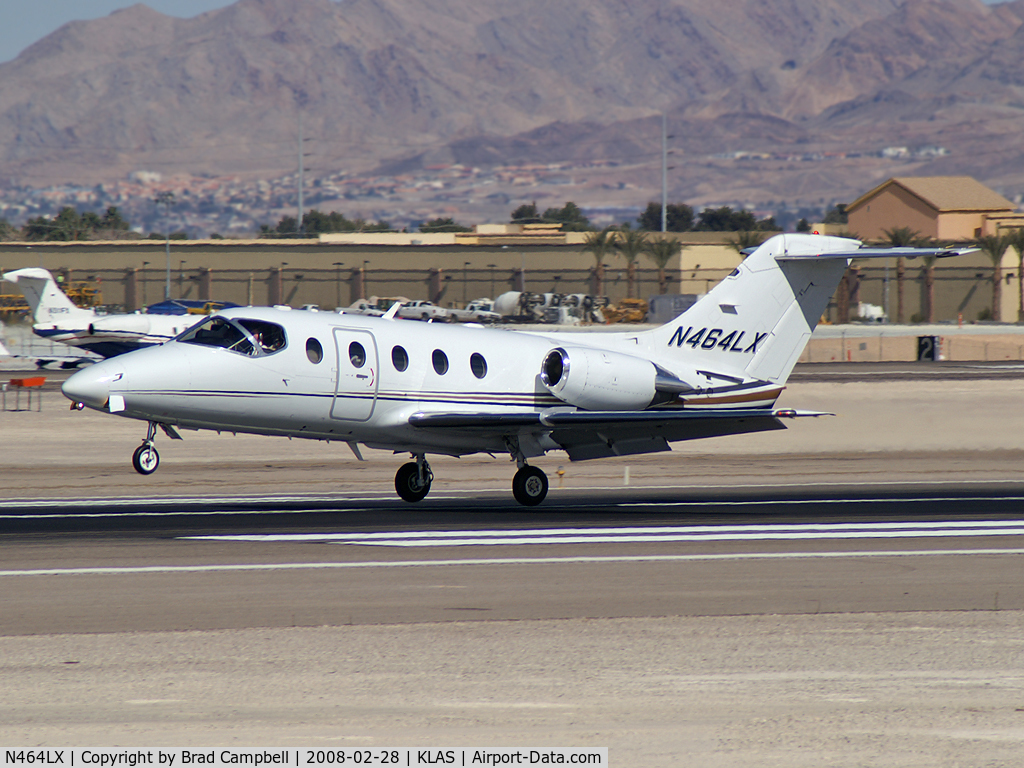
<box><xmin>177</xmin><ymin>316</ymin><xmax>287</xmax><ymax>357</ymax></box>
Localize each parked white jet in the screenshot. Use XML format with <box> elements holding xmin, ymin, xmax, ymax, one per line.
<box><xmin>3</xmin><ymin>268</ymin><xmax>204</xmax><ymax>358</ymax></box>
<box><xmin>61</xmin><ymin>234</ymin><xmax>970</xmax><ymax>505</ymax></box>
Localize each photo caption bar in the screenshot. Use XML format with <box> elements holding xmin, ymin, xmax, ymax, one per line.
<box><xmin>1</xmin><ymin>750</ymin><xmax>608</xmax><ymax>767</ymax></box>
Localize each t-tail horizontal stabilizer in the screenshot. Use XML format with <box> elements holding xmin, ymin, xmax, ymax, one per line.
<box><xmin>776</xmin><ymin>245</ymin><xmax>978</xmax><ymax>261</ymax></box>
<box><xmin>648</xmin><ymin>234</ymin><xmax>974</xmax><ymax>390</ymax></box>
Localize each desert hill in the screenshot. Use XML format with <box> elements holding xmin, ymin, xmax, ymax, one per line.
<box><xmin>0</xmin><ymin>0</ymin><xmax>1022</xmax><ymax>209</ymax></box>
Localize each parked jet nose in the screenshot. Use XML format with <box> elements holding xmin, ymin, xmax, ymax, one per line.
<box><xmin>62</xmin><ymin>361</ymin><xmax>124</xmax><ymax>410</ymax></box>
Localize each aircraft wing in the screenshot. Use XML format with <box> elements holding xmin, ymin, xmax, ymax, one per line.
<box><xmin>409</xmin><ymin>408</ymin><xmax>828</xmax><ymax>460</ymax></box>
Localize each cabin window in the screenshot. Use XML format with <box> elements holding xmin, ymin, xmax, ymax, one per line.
<box><xmin>306</xmin><ymin>338</ymin><xmax>323</xmax><ymax>364</ymax></box>
<box><xmin>432</xmin><ymin>349</ymin><xmax>449</xmax><ymax>375</ymax></box>
<box><xmin>470</xmin><ymin>353</ymin><xmax>487</xmax><ymax>379</ymax></box>
<box><xmin>392</xmin><ymin>345</ymin><xmax>409</xmax><ymax>372</ymax></box>
<box><xmin>349</xmin><ymin>341</ymin><xmax>366</xmax><ymax>368</ymax></box>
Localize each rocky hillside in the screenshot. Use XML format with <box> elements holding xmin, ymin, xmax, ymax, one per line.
<box><xmin>0</xmin><ymin>0</ymin><xmax>1022</xmax><ymax>206</ymax></box>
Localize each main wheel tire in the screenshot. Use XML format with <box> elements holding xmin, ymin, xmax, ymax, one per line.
<box><xmin>395</xmin><ymin>461</ymin><xmax>431</xmax><ymax>502</ymax></box>
<box><xmin>132</xmin><ymin>444</ymin><xmax>160</xmax><ymax>475</ymax></box>
<box><xmin>512</xmin><ymin>466</ymin><xmax>548</xmax><ymax>506</ymax></box>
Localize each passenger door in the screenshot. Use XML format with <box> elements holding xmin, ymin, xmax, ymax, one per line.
<box><xmin>331</xmin><ymin>328</ymin><xmax>379</xmax><ymax>421</ymax></box>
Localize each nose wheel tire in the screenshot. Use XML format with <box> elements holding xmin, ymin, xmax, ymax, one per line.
<box><xmin>132</xmin><ymin>444</ymin><xmax>160</xmax><ymax>475</ymax></box>
<box><xmin>395</xmin><ymin>461</ymin><xmax>432</xmax><ymax>502</ymax></box>
<box><xmin>512</xmin><ymin>466</ymin><xmax>548</xmax><ymax>506</ymax></box>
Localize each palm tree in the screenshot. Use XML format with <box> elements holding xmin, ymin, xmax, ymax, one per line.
<box><xmin>581</xmin><ymin>229</ymin><xmax>617</xmax><ymax>297</ymax></box>
<box><xmin>882</xmin><ymin>226</ymin><xmax>925</xmax><ymax>323</ymax></box>
<box><xmin>727</xmin><ymin>230</ymin><xmax>767</xmax><ymax>256</ymax></box>
<box><xmin>976</xmin><ymin>234</ymin><xmax>1011</xmax><ymax>322</ymax></box>
<box><xmin>614</xmin><ymin>228</ymin><xmax>649</xmax><ymax>299</ymax></box>
<box><xmin>644</xmin><ymin>236</ymin><xmax>685</xmax><ymax>295</ymax></box>
<box><xmin>921</xmin><ymin>254</ymin><xmax>937</xmax><ymax>323</ymax></box>
<box><xmin>1003</xmin><ymin>227</ymin><xmax>1024</xmax><ymax>322</ymax></box>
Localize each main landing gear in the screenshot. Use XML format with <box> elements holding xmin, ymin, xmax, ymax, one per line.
<box><xmin>506</xmin><ymin>435</ymin><xmax>548</xmax><ymax>507</ymax></box>
<box><xmin>132</xmin><ymin>422</ymin><xmax>160</xmax><ymax>475</ymax></box>
<box><xmin>393</xmin><ymin>449</ymin><xmax>550</xmax><ymax>506</ymax></box>
<box><xmin>395</xmin><ymin>455</ymin><xmax>433</xmax><ymax>502</ymax></box>
<box><xmin>512</xmin><ymin>465</ymin><xmax>548</xmax><ymax>506</ymax></box>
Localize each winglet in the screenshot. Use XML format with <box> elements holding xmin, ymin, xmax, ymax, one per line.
<box><xmin>382</xmin><ymin>302</ymin><xmax>401</xmax><ymax>321</ymax></box>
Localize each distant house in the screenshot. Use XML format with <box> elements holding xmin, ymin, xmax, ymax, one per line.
<box><xmin>846</xmin><ymin>176</ymin><xmax>1021</xmax><ymax>241</ymax></box>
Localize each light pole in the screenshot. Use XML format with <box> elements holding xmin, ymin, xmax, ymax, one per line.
<box><xmin>661</xmin><ymin>113</ymin><xmax>668</xmax><ymax>233</ymax></box>
<box><xmin>297</xmin><ymin>110</ymin><xmax>304</xmax><ymax>236</ymax></box>
<box><xmin>333</xmin><ymin>262</ymin><xmax>344</xmax><ymax>309</ymax></box>
<box><xmin>154</xmin><ymin>191</ymin><xmax>174</xmax><ymax>300</ymax></box>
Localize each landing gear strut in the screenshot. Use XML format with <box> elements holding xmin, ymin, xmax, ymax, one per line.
<box><xmin>505</xmin><ymin>435</ymin><xmax>549</xmax><ymax>506</ymax></box>
<box><xmin>395</xmin><ymin>455</ymin><xmax>432</xmax><ymax>502</ymax></box>
<box><xmin>132</xmin><ymin>422</ymin><xmax>160</xmax><ymax>475</ymax></box>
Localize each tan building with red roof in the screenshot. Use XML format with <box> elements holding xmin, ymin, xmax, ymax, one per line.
<box><xmin>847</xmin><ymin>176</ymin><xmax>1022</xmax><ymax>242</ymax></box>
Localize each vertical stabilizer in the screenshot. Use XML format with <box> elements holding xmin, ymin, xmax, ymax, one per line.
<box><xmin>3</xmin><ymin>268</ymin><xmax>96</xmax><ymax>326</ymax></box>
<box><xmin>648</xmin><ymin>234</ymin><xmax>858</xmax><ymax>385</ymax></box>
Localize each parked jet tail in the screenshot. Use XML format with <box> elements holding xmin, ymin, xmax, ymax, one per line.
<box><xmin>3</xmin><ymin>267</ymin><xmax>96</xmax><ymax>325</ymax></box>
<box><xmin>647</xmin><ymin>234</ymin><xmax>972</xmax><ymax>387</ymax></box>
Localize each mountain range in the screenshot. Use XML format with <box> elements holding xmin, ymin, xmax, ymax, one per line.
<box><xmin>1</xmin><ymin>0</ymin><xmax>1023</xmax><ymax>211</ymax></box>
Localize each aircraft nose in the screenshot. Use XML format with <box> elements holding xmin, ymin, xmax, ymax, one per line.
<box><xmin>62</xmin><ymin>363</ymin><xmax>123</xmax><ymax>409</ymax></box>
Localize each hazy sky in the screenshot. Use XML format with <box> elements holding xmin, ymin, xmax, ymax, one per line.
<box><xmin>1</xmin><ymin>0</ymin><xmax>1010</xmax><ymax>64</ymax></box>
<box><xmin>1</xmin><ymin>1</ymin><xmax>237</xmax><ymax>63</ymax></box>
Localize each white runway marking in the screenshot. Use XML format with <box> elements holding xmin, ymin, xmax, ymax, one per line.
<box><xmin>184</xmin><ymin>520</ymin><xmax>1024</xmax><ymax>547</ymax></box>
<box><xmin>2</xmin><ymin>548</ymin><xmax>1024</xmax><ymax>578</ymax></box>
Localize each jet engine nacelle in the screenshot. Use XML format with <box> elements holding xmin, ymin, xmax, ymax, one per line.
<box><xmin>88</xmin><ymin>315</ymin><xmax>152</xmax><ymax>335</ymax></box>
<box><xmin>541</xmin><ymin>346</ymin><xmax>660</xmax><ymax>411</ymax></box>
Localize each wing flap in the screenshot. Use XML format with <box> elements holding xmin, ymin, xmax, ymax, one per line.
<box><xmin>409</xmin><ymin>408</ymin><xmax>828</xmax><ymax>460</ymax></box>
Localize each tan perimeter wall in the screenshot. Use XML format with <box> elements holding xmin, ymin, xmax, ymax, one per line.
<box><xmin>0</xmin><ymin>238</ymin><xmax>1020</xmax><ymax>326</ymax></box>
<box><xmin>0</xmin><ymin>236</ymin><xmax>741</xmax><ymax>312</ymax></box>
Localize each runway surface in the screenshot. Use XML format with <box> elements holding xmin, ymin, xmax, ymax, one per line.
<box><xmin>3</xmin><ymin>484</ymin><xmax>1024</xmax><ymax>635</ymax></box>
<box><xmin>3</xmin><ymin>369</ymin><xmax>1024</xmax><ymax>763</ymax></box>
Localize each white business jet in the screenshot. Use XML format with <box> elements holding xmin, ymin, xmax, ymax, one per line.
<box><xmin>61</xmin><ymin>234</ymin><xmax>969</xmax><ymax>505</ymax></box>
<box><xmin>3</xmin><ymin>267</ymin><xmax>203</xmax><ymax>358</ymax></box>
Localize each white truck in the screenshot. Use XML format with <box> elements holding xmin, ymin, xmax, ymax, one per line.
<box><xmin>449</xmin><ymin>299</ymin><xmax>502</xmax><ymax>324</ymax></box>
<box><xmin>397</xmin><ymin>300</ymin><xmax>451</xmax><ymax>322</ymax></box>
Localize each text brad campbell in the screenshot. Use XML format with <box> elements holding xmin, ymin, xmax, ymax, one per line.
<box><xmin>2</xmin><ymin>750</ymin><xmax>608</xmax><ymax>768</ymax></box>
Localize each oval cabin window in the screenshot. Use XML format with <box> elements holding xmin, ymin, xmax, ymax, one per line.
<box><xmin>306</xmin><ymin>338</ymin><xmax>323</xmax><ymax>364</ymax></box>
<box><xmin>432</xmin><ymin>349</ymin><xmax>449</xmax><ymax>375</ymax></box>
<box><xmin>349</xmin><ymin>341</ymin><xmax>366</xmax><ymax>368</ymax></box>
<box><xmin>470</xmin><ymin>353</ymin><xmax>487</xmax><ymax>379</ymax></box>
<box><xmin>392</xmin><ymin>345</ymin><xmax>409</xmax><ymax>372</ymax></box>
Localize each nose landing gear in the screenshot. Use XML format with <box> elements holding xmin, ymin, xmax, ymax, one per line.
<box><xmin>132</xmin><ymin>422</ymin><xmax>160</xmax><ymax>475</ymax></box>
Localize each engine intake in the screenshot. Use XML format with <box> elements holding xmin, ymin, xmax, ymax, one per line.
<box><xmin>541</xmin><ymin>346</ymin><xmax>663</xmax><ymax>411</ymax></box>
